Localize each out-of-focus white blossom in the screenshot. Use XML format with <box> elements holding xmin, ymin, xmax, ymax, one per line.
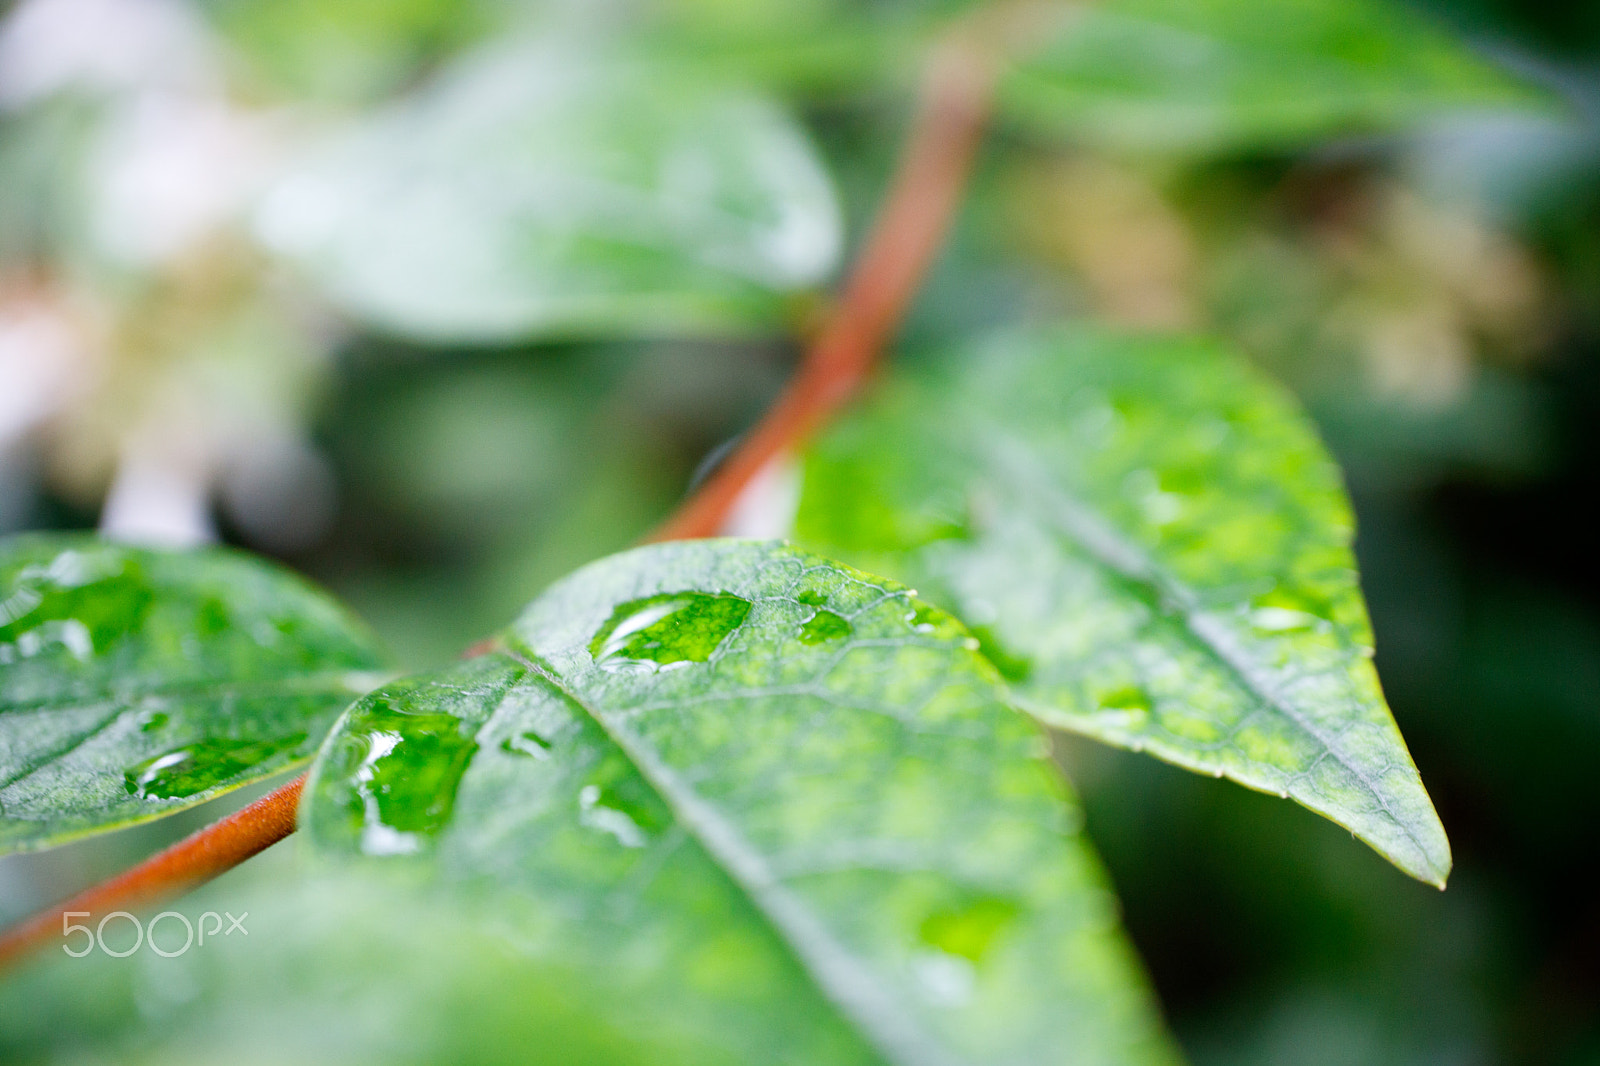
<box><xmin>0</xmin><ymin>291</ymin><xmax>94</xmax><ymax>448</ymax></box>
<box><xmin>0</xmin><ymin>0</ymin><xmax>217</xmax><ymax>110</ymax></box>
<box><xmin>90</xmin><ymin>93</ymin><xmax>280</xmax><ymax>266</ymax></box>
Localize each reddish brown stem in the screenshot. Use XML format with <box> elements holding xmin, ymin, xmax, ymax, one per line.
<box><xmin>0</xmin><ymin>774</ymin><xmax>305</xmax><ymax>968</ymax></box>
<box><xmin>647</xmin><ymin>39</ymin><xmax>997</xmax><ymax>542</ymax></box>
<box><xmin>0</xmin><ymin>34</ymin><xmax>998</xmax><ymax>972</ymax></box>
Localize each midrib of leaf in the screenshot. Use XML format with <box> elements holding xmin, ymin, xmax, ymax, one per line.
<box><xmin>501</xmin><ymin>646</ymin><xmax>962</xmax><ymax>1066</ymax></box>
<box><xmin>984</xmin><ymin>434</ymin><xmax>1446</xmax><ymax>884</ymax></box>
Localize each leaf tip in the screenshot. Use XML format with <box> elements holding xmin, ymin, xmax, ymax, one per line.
<box><xmin>1393</xmin><ymin>810</ymin><xmax>1452</xmax><ymax>890</ymax></box>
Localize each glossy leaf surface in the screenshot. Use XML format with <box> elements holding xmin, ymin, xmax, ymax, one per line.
<box><xmin>256</xmin><ymin>40</ymin><xmax>841</xmax><ymax>343</ymax></box>
<box><xmin>304</xmin><ymin>540</ymin><xmax>1173</xmax><ymax>1066</ymax></box>
<box><xmin>795</xmin><ymin>328</ymin><xmax>1451</xmax><ymax>886</ymax></box>
<box><xmin>0</xmin><ymin>535</ymin><xmax>386</xmax><ymax>853</ymax></box>
<box><xmin>1003</xmin><ymin>0</ymin><xmax>1544</xmax><ymax>150</ymax></box>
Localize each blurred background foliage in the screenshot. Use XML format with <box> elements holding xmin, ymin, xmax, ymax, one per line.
<box><xmin>0</xmin><ymin>0</ymin><xmax>1596</xmax><ymax>1062</ymax></box>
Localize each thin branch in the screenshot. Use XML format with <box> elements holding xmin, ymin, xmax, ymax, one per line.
<box><xmin>0</xmin><ymin>31</ymin><xmax>1001</xmax><ymax>971</ymax></box>
<box><xmin>646</xmin><ymin>37</ymin><xmax>998</xmax><ymax>542</ymax></box>
<box><xmin>0</xmin><ymin>774</ymin><xmax>305</xmax><ymax>969</ymax></box>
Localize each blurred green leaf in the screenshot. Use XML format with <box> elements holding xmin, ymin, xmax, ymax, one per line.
<box><xmin>196</xmin><ymin>0</ymin><xmax>500</xmax><ymax>104</ymax></box>
<box><xmin>794</xmin><ymin>328</ymin><xmax>1451</xmax><ymax>886</ymax></box>
<box><xmin>1003</xmin><ymin>0</ymin><xmax>1548</xmax><ymax>150</ymax></box>
<box><xmin>303</xmin><ymin>539</ymin><xmax>1174</xmax><ymax>1066</ymax></box>
<box><xmin>256</xmin><ymin>39</ymin><xmax>842</xmax><ymax>343</ymax></box>
<box><xmin>0</xmin><ymin>98</ymin><xmax>110</xmax><ymax>275</ymax></box>
<box><xmin>0</xmin><ymin>534</ymin><xmax>386</xmax><ymax>853</ymax></box>
<box><xmin>0</xmin><ymin>850</ymin><xmax>840</xmax><ymax>1066</ymax></box>
<box><xmin>635</xmin><ymin>0</ymin><xmax>959</xmax><ymax>95</ymax></box>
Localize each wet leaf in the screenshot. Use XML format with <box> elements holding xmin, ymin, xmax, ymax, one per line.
<box><xmin>256</xmin><ymin>39</ymin><xmax>841</xmax><ymax>343</ymax></box>
<box><xmin>1003</xmin><ymin>0</ymin><xmax>1547</xmax><ymax>150</ymax></box>
<box><xmin>0</xmin><ymin>535</ymin><xmax>387</xmax><ymax>853</ymax></box>
<box><xmin>304</xmin><ymin>540</ymin><xmax>1174</xmax><ymax>1066</ymax></box>
<box><xmin>795</xmin><ymin>328</ymin><xmax>1452</xmax><ymax>887</ymax></box>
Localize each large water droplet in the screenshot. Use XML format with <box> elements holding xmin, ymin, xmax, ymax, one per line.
<box><xmin>125</xmin><ymin>734</ymin><xmax>307</xmax><ymax>800</ymax></box>
<box><xmin>589</xmin><ymin>591</ymin><xmax>751</xmax><ymax>670</ymax></box>
<box><xmin>340</xmin><ymin>698</ymin><xmax>481</xmax><ymax>855</ymax></box>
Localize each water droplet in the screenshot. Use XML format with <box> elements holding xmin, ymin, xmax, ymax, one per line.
<box><xmin>918</xmin><ymin>895</ymin><xmax>1020</xmax><ymax>964</ymax></box>
<box><xmin>338</xmin><ymin>696</ymin><xmax>480</xmax><ymax>855</ymax></box>
<box><xmin>2</xmin><ymin>550</ymin><xmax>146</xmax><ymax>659</ymax></box>
<box><xmin>578</xmin><ymin>784</ymin><xmax>649</xmax><ymax>848</ymax></box>
<box><xmin>798</xmin><ymin>609</ymin><xmax>851</xmax><ymax>646</ymax></box>
<box><xmin>125</xmin><ymin>734</ymin><xmax>307</xmax><ymax>800</ymax></box>
<box><xmin>1250</xmin><ymin>606</ymin><xmax>1318</xmax><ymax>633</ymax></box>
<box><xmin>968</xmin><ymin>625</ymin><xmax>1031</xmax><ymax>683</ymax></box>
<box><xmin>1094</xmin><ymin>685</ymin><xmax>1149</xmax><ymax>714</ymax></box>
<box><xmin>796</xmin><ymin>590</ymin><xmax>828</xmax><ymax>608</ymax></box>
<box><xmin>911</xmin><ymin>951</ymin><xmax>976</xmax><ymax>1007</ymax></box>
<box><xmin>589</xmin><ymin>591</ymin><xmax>751</xmax><ymax>670</ymax></box>
<box><xmin>906</xmin><ymin>604</ymin><xmax>939</xmax><ymax>634</ymax></box>
<box><xmin>140</xmin><ymin>711</ymin><xmax>169</xmax><ymax>733</ymax></box>
<box><xmin>501</xmin><ymin>730</ymin><xmax>551</xmax><ymax>759</ymax></box>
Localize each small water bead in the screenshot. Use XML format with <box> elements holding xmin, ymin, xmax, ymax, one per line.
<box><xmin>1093</xmin><ymin>684</ymin><xmax>1150</xmax><ymax>714</ymax></box>
<box><xmin>794</xmin><ymin>589</ymin><xmax>852</xmax><ymax>643</ymax></box>
<box><xmin>1249</xmin><ymin>606</ymin><xmax>1320</xmax><ymax>633</ymax></box>
<box><xmin>906</xmin><ymin>604</ymin><xmax>939</xmax><ymax>635</ymax></box>
<box><xmin>911</xmin><ymin>951</ymin><xmax>975</xmax><ymax>1007</ymax></box>
<box><xmin>589</xmin><ymin>591</ymin><xmax>751</xmax><ymax>670</ymax></box>
<box><xmin>968</xmin><ymin>624</ymin><xmax>1031</xmax><ymax>682</ymax></box>
<box><xmin>918</xmin><ymin>894</ymin><xmax>1020</xmax><ymax>965</ymax></box>
<box><xmin>501</xmin><ymin>730</ymin><xmax>552</xmax><ymax>759</ymax></box>
<box><xmin>577</xmin><ymin>784</ymin><xmax>648</xmax><ymax>848</ymax></box>
<box><xmin>798</xmin><ymin>609</ymin><xmax>851</xmax><ymax>645</ymax></box>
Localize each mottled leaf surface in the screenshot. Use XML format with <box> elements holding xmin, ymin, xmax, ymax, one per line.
<box><xmin>256</xmin><ymin>40</ymin><xmax>841</xmax><ymax>343</ymax></box>
<box><xmin>0</xmin><ymin>535</ymin><xmax>386</xmax><ymax>853</ymax></box>
<box><xmin>304</xmin><ymin>540</ymin><xmax>1173</xmax><ymax>1066</ymax></box>
<box><xmin>1003</xmin><ymin>0</ymin><xmax>1545</xmax><ymax>150</ymax></box>
<box><xmin>795</xmin><ymin>329</ymin><xmax>1451</xmax><ymax>886</ymax></box>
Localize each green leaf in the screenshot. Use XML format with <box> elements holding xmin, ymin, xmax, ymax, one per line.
<box><xmin>195</xmin><ymin>0</ymin><xmax>499</xmax><ymax>105</ymax></box>
<box><xmin>255</xmin><ymin>39</ymin><xmax>841</xmax><ymax>344</ymax></box>
<box><xmin>1002</xmin><ymin>0</ymin><xmax>1548</xmax><ymax>151</ymax></box>
<box><xmin>303</xmin><ymin>540</ymin><xmax>1175</xmax><ymax>1066</ymax></box>
<box><xmin>0</xmin><ymin>534</ymin><xmax>386</xmax><ymax>854</ymax></box>
<box><xmin>636</xmin><ymin>0</ymin><xmax>958</xmax><ymax>96</ymax></box>
<box><xmin>794</xmin><ymin>328</ymin><xmax>1452</xmax><ymax>887</ymax></box>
